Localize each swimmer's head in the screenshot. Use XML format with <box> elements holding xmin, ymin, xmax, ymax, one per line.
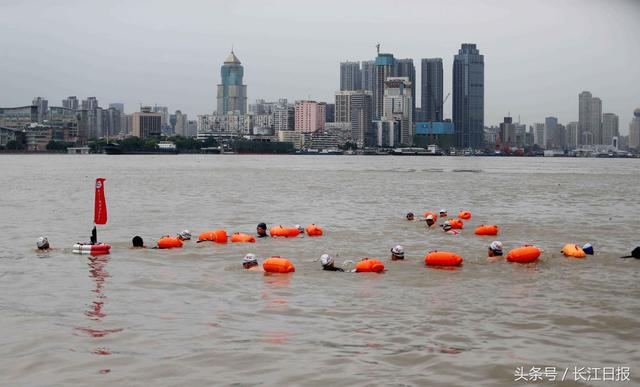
<box><xmin>320</xmin><ymin>254</ymin><xmax>335</xmax><ymax>268</ymax></box>
<box><xmin>391</xmin><ymin>245</ymin><xmax>405</xmax><ymax>259</ymax></box>
<box><xmin>132</xmin><ymin>236</ymin><xmax>144</xmax><ymax>247</ymax></box>
<box><xmin>36</xmin><ymin>236</ymin><xmax>49</xmax><ymax>250</ymax></box>
<box><xmin>178</xmin><ymin>230</ymin><xmax>191</xmax><ymax>241</ymax></box>
<box><xmin>243</xmin><ymin>253</ymin><xmax>258</xmax><ymax>268</ymax></box>
<box><xmin>406</xmin><ymin>212</ymin><xmax>414</xmax><ymax>220</ymax></box>
<box><xmin>295</xmin><ymin>224</ymin><xmax>304</xmax><ymax>233</ymax></box>
<box><xmin>582</xmin><ymin>243</ymin><xmax>594</xmax><ymax>255</ymax></box>
<box><xmin>441</xmin><ymin>222</ymin><xmax>452</xmax><ymax>231</ymax></box>
<box><xmin>489</xmin><ymin>241</ymin><xmax>503</xmax><ymax>256</ymax></box>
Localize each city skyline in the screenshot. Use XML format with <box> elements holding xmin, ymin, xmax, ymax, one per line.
<box><xmin>0</xmin><ymin>0</ymin><xmax>639</xmax><ymax>131</ymax></box>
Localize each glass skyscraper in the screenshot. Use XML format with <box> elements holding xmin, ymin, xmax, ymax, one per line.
<box><xmin>420</xmin><ymin>58</ymin><xmax>443</xmax><ymax>122</ymax></box>
<box><xmin>217</xmin><ymin>51</ymin><xmax>247</xmax><ymax>115</ymax></box>
<box><xmin>452</xmin><ymin>44</ymin><xmax>484</xmax><ymax>149</ymax></box>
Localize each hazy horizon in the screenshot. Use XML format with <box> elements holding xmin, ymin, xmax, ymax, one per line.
<box><xmin>1</xmin><ymin>0</ymin><xmax>638</xmax><ymax>133</ymax></box>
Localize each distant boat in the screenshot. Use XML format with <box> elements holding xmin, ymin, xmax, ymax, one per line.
<box><xmin>391</xmin><ymin>147</ymin><xmax>442</xmax><ymax>156</ymax></box>
<box><xmin>103</xmin><ymin>141</ymin><xmax>179</xmax><ymax>155</ymax></box>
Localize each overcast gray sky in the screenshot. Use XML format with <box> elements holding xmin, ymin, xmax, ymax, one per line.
<box><xmin>1</xmin><ymin>0</ymin><xmax>639</xmax><ymax>132</ymax></box>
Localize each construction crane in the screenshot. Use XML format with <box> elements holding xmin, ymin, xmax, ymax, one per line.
<box><xmin>434</xmin><ymin>92</ymin><xmax>450</xmax><ymax>122</ymax></box>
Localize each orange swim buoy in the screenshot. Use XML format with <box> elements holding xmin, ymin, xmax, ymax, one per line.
<box><xmin>269</xmin><ymin>226</ymin><xmax>300</xmax><ymax>238</ymax></box>
<box><xmin>231</xmin><ymin>232</ymin><xmax>256</xmax><ymax>243</ymax></box>
<box><xmin>355</xmin><ymin>258</ymin><xmax>385</xmax><ymax>273</ymax></box>
<box><xmin>263</xmin><ymin>256</ymin><xmax>296</xmax><ymax>273</ymax></box>
<box><xmin>561</xmin><ymin>244</ymin><xmax>586</xmax><ymax>258</ymax></box>
<box><xmin>474</xmin><ymin>224</ymin><xmax>499</xmax><ymax>236</ymax></box>
<box><xmin>157</xmin><ymin>236</ymin><xmax>183</xmax><ymax>249</ymax></box>
<box><xmin>424</xmin><ymin>251</ymin><xmax>463</xmax><ymax>266</ymax></box>
<box><xmin>449</xmin><ymin>219</ymin><xmax>464</xmax><ymax>229</ymax></box>
<box><xmin>506</xmin><ymin>245</ymin><xmax>541</xmax><ymax>263</ymax></box>
<box><xmin>423</xmin><ymin>211</ymin><xmax>438</xmax><ymax>222</ymax></box>
<box><xmin>198</xmin><ymin>229</ymin><xmax>228</xmax><ymax>243</ymax></box>
<box><xmin>458</xmin><ymin>211</ymin><xmax>472</xmax><ymax>220</ymax></box>
<box><xmin>305</xmin><ymin>224</ymin><xmax>323</xmax><ymax>237</ymax></box>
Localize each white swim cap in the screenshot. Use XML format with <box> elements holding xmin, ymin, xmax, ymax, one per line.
<box><xmin>295</xmin><ymin>224</ymin><xmax>304</xmax><ymax>232</ymax></box>
<box><xmin>439</xmin><ymin>209</ymin><xmax>447</xmax><ymax>214</ymax></box>
<box><xmin>178</xmin><ymin>230</ymin><xmax>191</xmax><ymax>240</ymax></box>
<box><xmin>243</xmin><ymin>253</ymin><xmax>258</xmax><ymax>264</ymax></box>
<box><xmin>37</xmin><ymin>236</ymin><xmax>49</xmax><ymax>249</ymax></box>
<box><xmin>391</xmin><ymin>245</ymin><xmax>404</xmax><ymax>256</ymax></box>
<box><xmin>442</xmin><ymin>221</ymin><xmax>452</xmax><ymax>231</ymax></box>
<box><xmin>320</xmin><ymin>254</ymin><xmax>334</xmax><ymax>267</ymax></box>
<box><xmin>490</xmin><ymin>241</ymin><xmax>503</xmax><ymax>252</ymax></box>
<box><xmin>426</xmin><ymin>214</ymin><xmax>434</xmax><ymax>220</ymax></box>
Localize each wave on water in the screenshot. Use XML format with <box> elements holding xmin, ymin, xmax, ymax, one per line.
<box><xmin>452</xmin><ymin>169</ymin><xmax>483</xmax><ymax>173</ymax></box>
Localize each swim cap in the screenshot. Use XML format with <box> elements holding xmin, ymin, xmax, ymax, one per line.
<box><xmin>36</xmin><ymin>236</ymin><xmax>49</xmax><ymax>249</ymax></box>
<box><xmin>490</xmin><ymin>241</ymin><xmax>503</xmax><ymax>252</ymax></box>
<box><xmin>320</xmin><ymin>254</ymin><xmax>334</xmax><ymax>267</ymax></box>
<box><xmin>439</xmin><ymin>209</ymin><xmax>447</xmax><ymax>214</ymax></box>
<box><xmin>391</xmin><ymin>245</ymin><xmax>404</xmax><ymax>256</ymax></box>
<box><xmin>257</xmin><ymin>223</ymin><xmax>267</xmax><ymax>229</ymax></box>
<box><xmin>582</xmin><ymin>243</ymin><xmax>594</xmax><ymax>255</ymax></box>
<box><xmin>295</xmin><ymin>224</ymin><xmax>304</xmax><ymax>232</ymax></box>
<box><xmin>178</xmin><ymin>230</ymin><xmax>191</xmax><ymax>240</ymax></box>
<box><xmin>243</xmin><ymin>253</ymin><xmax>258</xmax><ymax>264</ymax></box>
<box><xmin>442</xmin><ymin>221</ymin><xmax>452</xmax><ymax>231</ymax></box>
<box><xmin>426</xmin><ymin>214</ymin><xmax>434</xmax><ymax>220</ymax></box>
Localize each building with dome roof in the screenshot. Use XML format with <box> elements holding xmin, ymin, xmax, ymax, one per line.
<box><xmin>216</xmin><ymin>50</ymin><xmax>247</xmax><ymax>115</ymax></box>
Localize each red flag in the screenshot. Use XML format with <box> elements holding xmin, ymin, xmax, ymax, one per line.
<box><xmin>94</xmin><ymin>178</ymin><xmax>107</xmax><ymax>225</ymax></box>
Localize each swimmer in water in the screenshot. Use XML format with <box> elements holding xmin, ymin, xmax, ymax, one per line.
<box><xmin>256</xmin><ymin>223</ymin><xmax>268</xmax><ymax>238</ymax></box>
<box><xmin>390</xmin><ymin>245</ymin><xmax>405</xmax><ymax>261</ymax></box>
<box><xmin>439</xmin><ymin>209</ymin><xmax>448</xmax><ymax>218</ymax></box>
<box><xmin>36</xmin><ymin>236</ymin><xmax>51</xmax><ymax>251</ymax></box>
<box><xmin>131</xmin><ymin>236</ymin><xmax>145</xmax><ymax>248</ymax></box>
<box><xmin>295</xmin><ymin>224</ymin><xmax>304</xmax><ymax>234</ymax></box>
<box><xmin>320</xmin><ymin>254</ymin><xmax>344</xmax><ymax>271</ymax></box>
<box><xmin>177</xmin><ymin>230</ymin><xmax>191</xmax><ymax>241</ymax></box>
<box><xmin>243</xmin><ymin>253</ymin><xmax>262</xmax><ymax>271</ymax></box>
<box><xmin>487</xmin><ymin>241</ymin><xmax>503</xmax><ymax>262</ymax></box>
<box><xmin>406</xmin><ymin>212</ymin><xmax>415</xmax><ymax>221</ymax></box>
<box><xmin>441</xmin><ymin>221</ymin><xmax>459</xmax><ymax>235</ymax></box>
<box><xmin>425</xmin><ymin>214</ymin><xmax>436</xmax><ymax>228</ymax></box>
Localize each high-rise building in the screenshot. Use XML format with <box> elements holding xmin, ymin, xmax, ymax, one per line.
<box><xmin>602</xmin><ymin>113</ymin><xmax>619</xmax><ymax>146</ymax></box>
<box><xmin>421</xmin><ymin>58</ymin><xmax>443</xmax><ymax>122</ymax></box>
<box><xmin>31</xmin><ymin>97</ymin><xmax>48</xmax><ymax>123</ymax></box>
<box><xmin>566</xmin><ymin>122</ymin><xmax>578</xmax><ymax>149</ymax></box>
<box><xmin>340</xmin><ymin>61</ymin><xmax>361</xmax><ymax>91</ymax></box>
<box><xmin>274</xmin><ymin>101</ymin><xmax>295</xmax><ymax>133</ymax></box>
<box><xmin>578</xmin><ymin>91</ymin><xmax>603</xmax><ymax>145</ymax></box>
<box><xmin>453</xmin><ymin>43</ymin><xmax>484</xmax><ymax>149</ymax></box>
<box><xmin>394</xmin><ymin>59</ymin><xmax>415</xmax><ymax>120</ymax></box>
<box><xmin>325</xmin><ymin>103</ymin><xmax>335</xmax><ymax>123</ymax></box>
<box><xmin>62</xmin><ymin>96</ymin><xmax>79</xmax><ymax>110</ymax></box>
<box><xmin>383</xmin><ymin>77</ymin><xmax>413</xmax><ymax>145</ymax></box>
<box><xmin>544</xmin><ymin>117</ymin><xmax>558</xmax><ymax>149</ymax></box>
<box><xmin>500</xmin><ymin>117</ymin><xmax>516</xmax><ymax>147</ymax></box>
<box><xmin>217</xmin><ymin>50</ymin><xmax>247</xmax><ymax>115</ymax></box>
<box><xmin>533</xmin><ymin>123</ymin><xmax>545</xmax><ymax>147</ymax></box>
<box><xmin>350</xmin><ymin>91</ymin><xmax>373</xmax><ymax>148</ymax></box>
<box><xmin>374</xmin><ymin>52</ymin><xmax>395</xmax><ymax>120</ymax></box>
<box><xmin>108</xmin><ymin>103</ymin><xmax>124</xmax><ymax>114</ymax></box>
<box><xmin>294</xmin><ymin>101</ymin><xmax>325</xmax><ymax>133</ymax></box>
<box><xmin>132</xmin><ymin>106</ymin><xmax>162</xmax><ymax>139</ymax></box>
<box><xmin>590</xmin><ymin>97</ymin><xmax>602</xmax><ymax>144</ymax></box>
<box><xmin>175</xmin><ymin>110</ymin><xmax>188</xmax><ymax>136</ymax></box>
<box><xmin>629</xmin><ymin>108</ymin><xmax>640</xmax><ymax>150</ymax></box>
<box><xmin>361</xmin><ymin>60</ymin><xmax>375</xmax><ymax>92</ymax></box>
<box><xmin>335</xmin><ymin>91</ymin><xmax>354</xmax><ymax>123</ymax></box>
<box><xmin>152</xmin><ymin>105</ymin><xmax>169</xmax><ymax>131</ymax></box>
<box><xmin>102</xmin><ymin>107</ymin><xmax>121</xmax><ymax>137</ymax></box>
<box><xmin>82</xmin><ymin>97</ymin><xmax>99</xmax><ymax>111</ymax></box>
